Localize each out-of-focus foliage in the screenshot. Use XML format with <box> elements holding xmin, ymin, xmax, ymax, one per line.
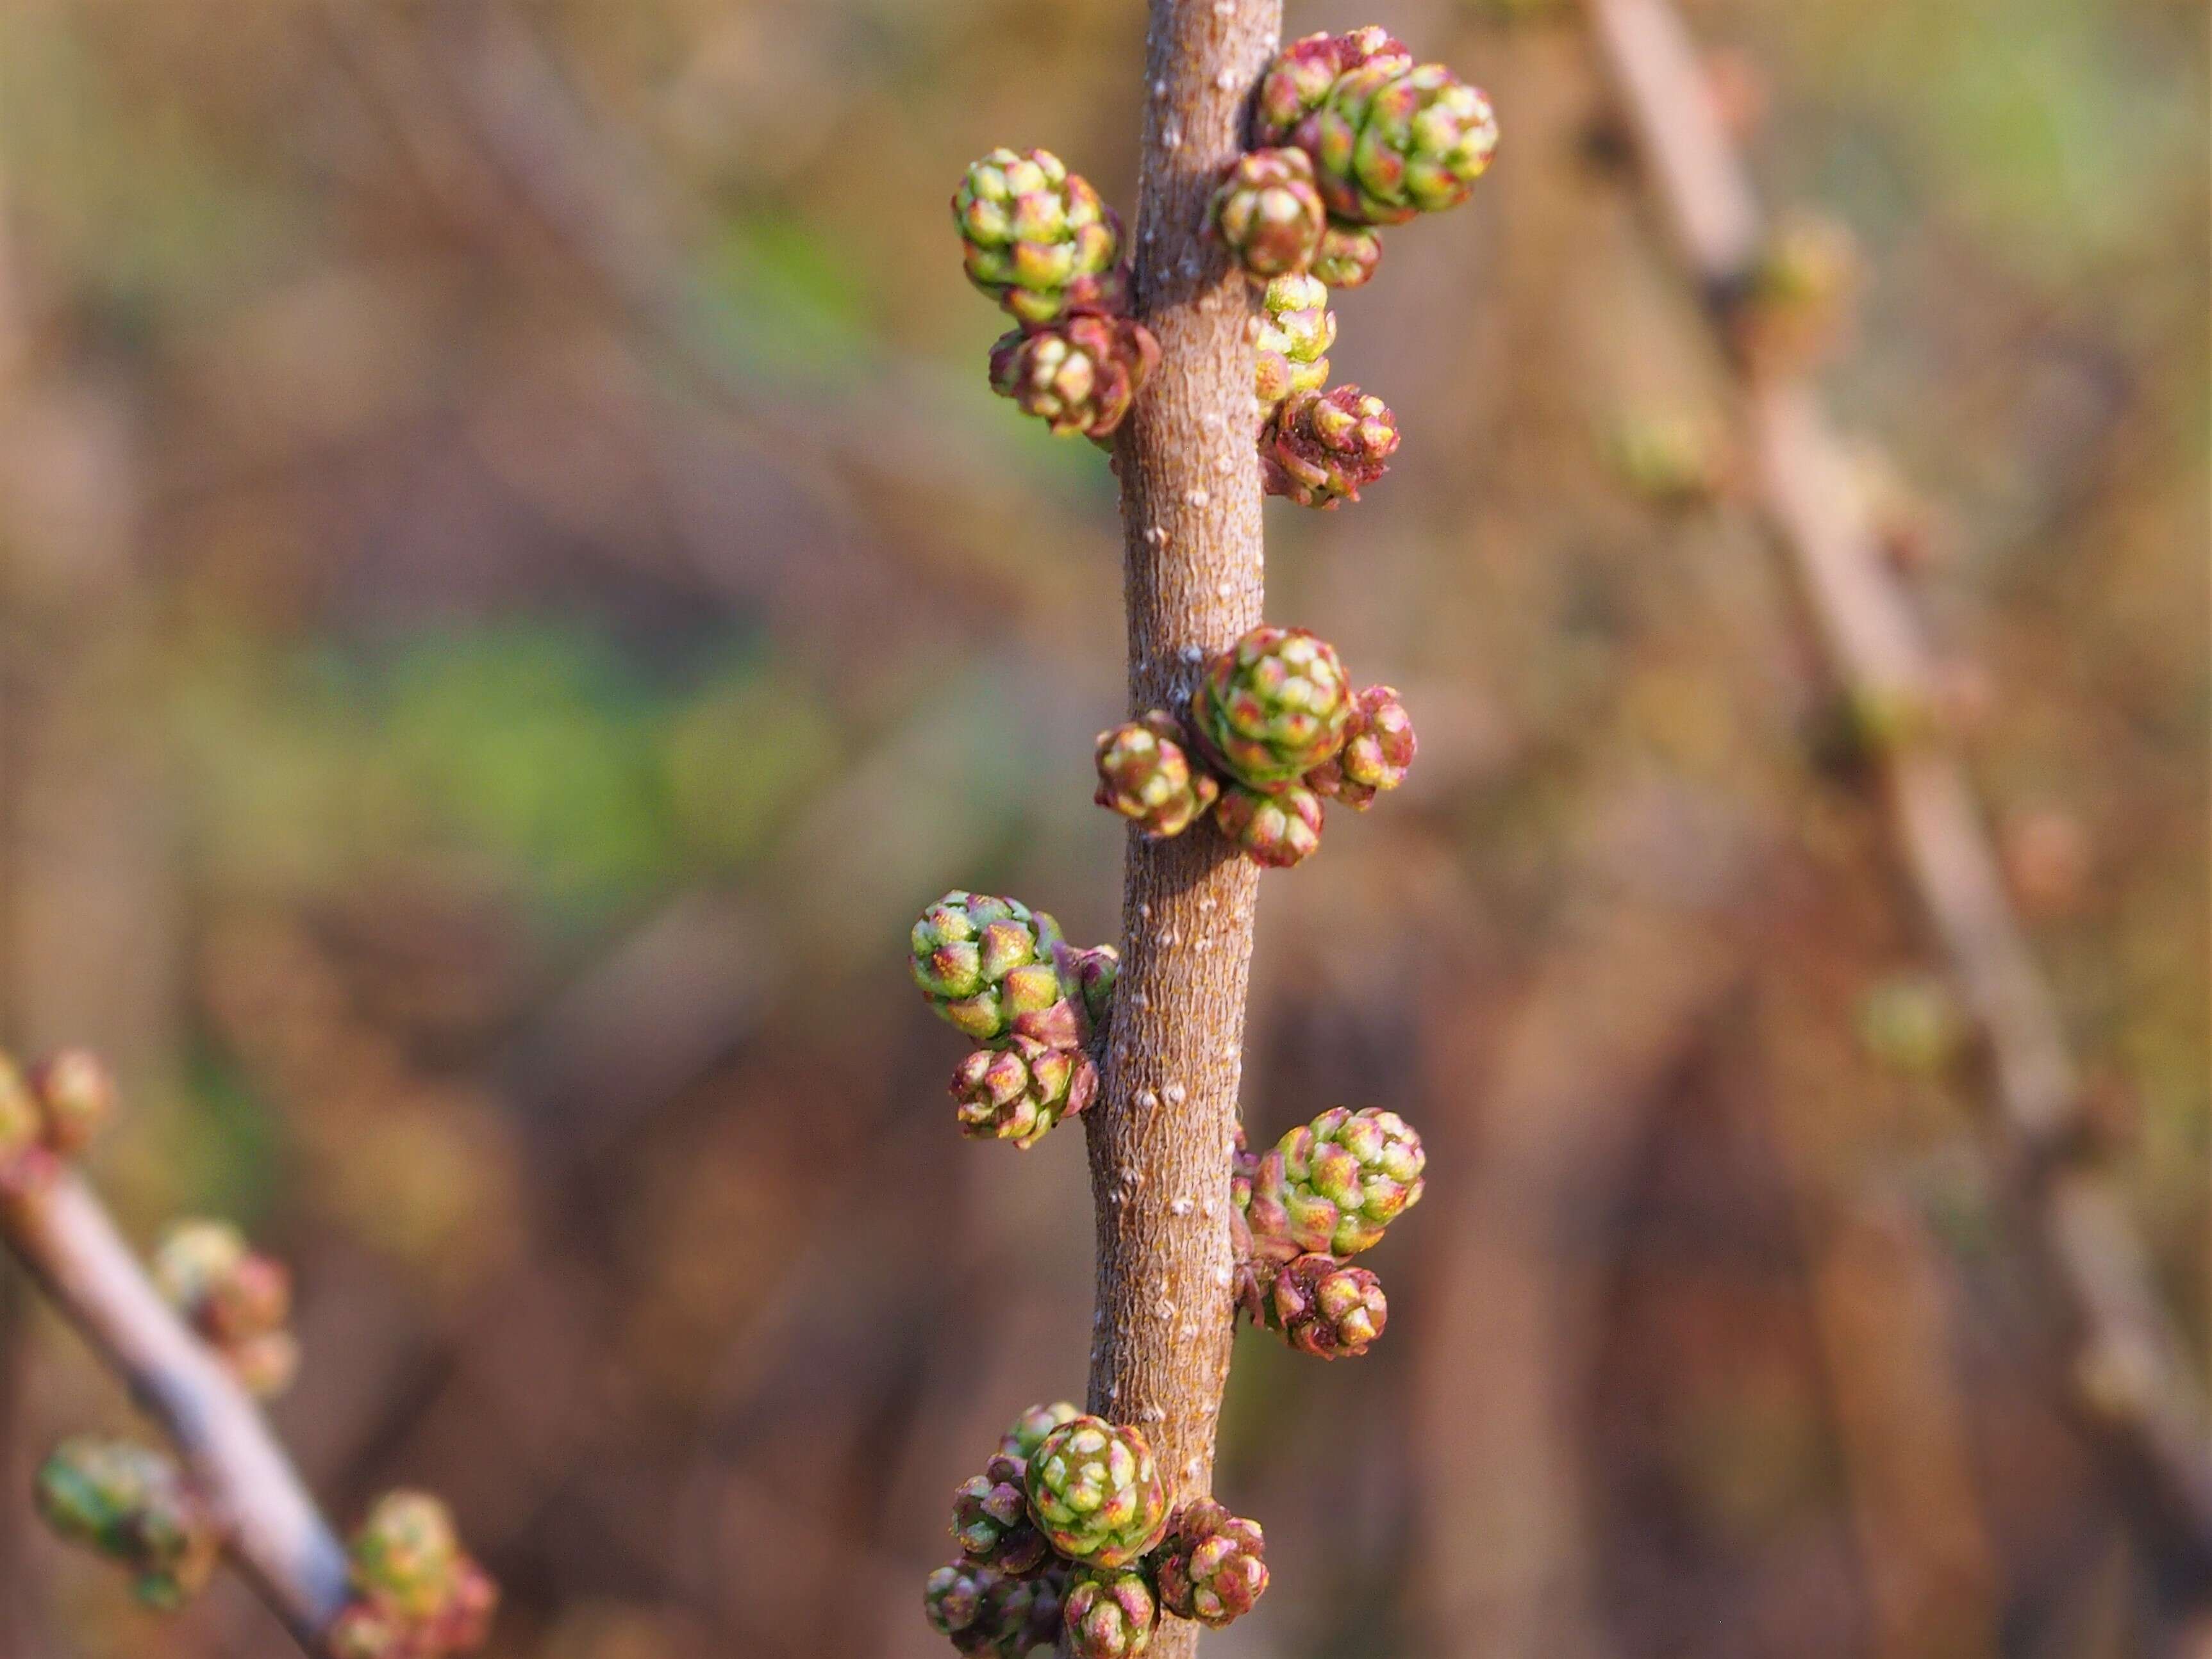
<box><xmin>0</xmin><ymin>0</ymin><xmax>2201</xmax><ymax>1656</ymax></box>
<box><xmin>178</xmin><ymin>628</ymin><xmax>840</xmax><ymax>913</ymax></box>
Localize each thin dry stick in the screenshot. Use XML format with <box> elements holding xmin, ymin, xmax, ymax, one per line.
<box><xmin>1588</xmin><ymin>0</ymin><xmax>2212</xmax><ymax>1570</ymax></box>
<box><xmin>0</xmin><ymin>1173</ymin><xmax>349</xmax><ymax>1649</ymax></box>
<box><xmin>1085</xmin><ymin>4</ymin><xmax>1279</xmax><ymax>1655</ymax></box>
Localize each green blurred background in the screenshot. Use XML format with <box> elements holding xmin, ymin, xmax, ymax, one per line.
<box><xmin>0</xmin><ymin>0</ymin><xmax>2203</xmax><ymax>1655</ymax></box>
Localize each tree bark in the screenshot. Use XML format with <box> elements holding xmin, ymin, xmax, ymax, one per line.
<box><xmin>1085</xmin><ymin>4</ymin><xmax>1279</xmax><ymax>1653</ymax></box>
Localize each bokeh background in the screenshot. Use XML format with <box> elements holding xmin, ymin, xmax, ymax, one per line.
<box><xmin>0</xmin><ymin>0</ymin><xmax>2204</xmax><ymax>1655</ymax></box>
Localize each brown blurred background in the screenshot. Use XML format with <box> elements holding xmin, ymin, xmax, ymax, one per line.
<box><xmin>0</xmin><ymin>0</ymin><xmax>2204</xmax><ymax>1655</ymax></box>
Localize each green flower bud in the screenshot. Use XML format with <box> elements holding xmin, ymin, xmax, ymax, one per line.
<box><xmin>911</xmin><ymin>893</ymin><xmax>1082</xmax><ymax>1050</ymax></box>
<box><xmin>1024</xmin><ymin>1416</ymin><xmax>1168</xmax><ymax>1569</ymax></box>
<box><xmin>1247</xmin><ymin>1105</ymin><xmax>1426</xmax><ymax>1257</ymax></box>
<box><xmin>1095</xmin><ymin>712</ymin><xmax>1220</xmax><ymax>841</ymax></box>
<box><xmin>954</xmin><ymin>149</ymin><xmax>1130</xmax><ymax>327</ymax></box>
<box><xmin>1252</xmin><ymin>30</ymin><xmax>1413</xmax><ymax>148</ymax></box>
<box><xmin>1291</xmin><ymin>1105</ymin><xmax>1427</xmax><ymax>1249</ymax></box>
<box><xmin>926</xmin><ymin>1558</ymin><xmax>1066</xmax><ymax>1656</ymax></box>
<box><xmin>1210</xmin><ymin>148</ymin><xmax>1326</xmax><ymax>281</ymax></box>
<box><xmin>924</xmin><ymin>1556</ymin><xmax>993</xmax><ymax>1643</ymax></box>
<box><xmin>349</xmin><ymin>1491</ymin><xmax>461</xmax><ymax>1621</ymax></box>
<box><xmin>1189</xmin><ymin>626</ymin><xmax>1352</xmax><ymax>791</ymax></box>
<box><xmin>1297</xmin><ymin>60</ymin><xmax>1499</xmax><ymax>225</ymax></box>
<box><xmin>333</xmin><ymin>1493</ymin><xmax>495</xmax><ymax>1656</ymax></box>
<box><xmin>1254</xmin><ymin>275</ymin><xmax>1335</xmax><ymax>421</ymax></box>
<box><xmin>999</xmin><ymin>1401</ymin><xmax>1083</xmax><ymax>1462</ymax></box>
<box><xmin>153</xmin><ymin>1219</ymin><xmax>299</xmax><ymax>1399</ymax></box>
<box><xmin>1311</xmin><ymin>223</ymin><xmax>1383</xmax><ymax>288</ymax></box>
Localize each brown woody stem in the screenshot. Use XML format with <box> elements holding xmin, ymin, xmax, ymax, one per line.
<box><xmin>1086</xmin><ymin>3</ymin><xmax>1280</xmax><ymax>1655</ymax></box>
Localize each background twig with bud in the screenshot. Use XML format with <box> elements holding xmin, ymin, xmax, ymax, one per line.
<box><xmin>0</xmin><ymin>1049</ymin><xmax>500</xmax><ymax>1657</ymax></box>
<box><xmin>1586</xmin><ymin>0</ymin><xmax>2212</xmax><ymax>1577</ymax></box>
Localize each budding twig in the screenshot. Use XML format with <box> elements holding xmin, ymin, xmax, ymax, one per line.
<box><xmin>1588</xmin><ymin>0</ymin><xmax>2212</xmax><ymax>1574</ymax></box>
<box><xmin>0</xmin><ymin>1169</ymin><xmax>350</xmax><ymax>1649</ymax></box>
<box><xmin>1080</xmin><ymin>6</ymin><xmax>1281</xmax><ymax>1652</ymax></box>
<box><xmin>927</xmin><ymin>14</ymin><xmax>1479</xmax><ymax>1651</ymax></box>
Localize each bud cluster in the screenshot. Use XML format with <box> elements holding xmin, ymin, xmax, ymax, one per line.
<box><xmin>912</xmin><ymin>891</ymin><xmax>1119</xmax><ymax>1150</ymax></box>
<box><xmin>926</xmin><ymin>1406</ymin><xmax>1268</xmax><ymax>1657</ymax></box>
<box><xmin>1233</xmin><ymin>1106</ymin><xmax>1427</xmax><ymax>1360</ymax></box>
<box><xmin>329</xmin><ymin>1492</ymin><xmax>498</xmax><ymax>1659</ymax></box>
<box><xmin>955</xmin><ymin>149</ymin><xmax>1157</xmax><ymax>443</ymax></box>
<box><xmin>0</xmin><ymin>1046</ymin><xmax>116</xmax><ymax>1182</ymax></box>
<box><xmin>1091</xmin><ymin>625</ymin><xmax>1417</xmax><ymax>870</ymax></box>
<box><xmin>1252</xmin><ymin>28</ymin><xmax>1497</xmax><ymax>227</ymax></box>
<box><xmin>956</xmin><ymin>26</ymin><xmax>1495</xmax><ymax>495</ymax></box>
<box><xmin>1211</xmin><ymin>27</ymin><xmax>1498</xmax><ymax>508</ymax></box>
<box><xmin>34</xmin><ymin>1437</ymin><xmax>217</xmax><ymax>1610</ymax></box>
<box><xmin>153</xmin><ymin>1219</ymin><xmax>301</xmax><ymax>1399</ymax></box>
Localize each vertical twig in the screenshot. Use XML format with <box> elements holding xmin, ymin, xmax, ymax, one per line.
<box><xmin>1587</xmin><ymin>0</ymin><xmax>2212</xmax><ymax>1578</ymax></box>
<box><xmin>1086</xmin><ymin>4</ymin><xmax>1279</xmax><ymax>1655</ymax></box>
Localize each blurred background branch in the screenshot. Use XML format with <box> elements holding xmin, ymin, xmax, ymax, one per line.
<box><xmin>0</xmin><ymin>1169</ymin><xmax>349</xmax><ymax>1647</ymax></box>
<box><xmin>1588</xmin><ymin>0</ymin><xmax>2212</xmax><ymax>1591</ymax></box>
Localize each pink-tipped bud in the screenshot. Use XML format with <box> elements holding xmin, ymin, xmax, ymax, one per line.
<box><xmin>1270</xmin><ymin>1253</ymin><xmax>1388</xmax><ymax>1358</ymax></box>
<box><xmin>1261</xmin><ymin>386</ymin><xmax>1400</xmax><ymax>508</ymax></box>
<box><xmin>28</xmin><ymin>1048</ymin><xmax>115</xmax><ymax>1155</ymax></box>
<box><xmin>1306</xmin><ymin>685</ymin><xmax>1416</xmax><ymax>809</ymax></box>
<box><xmin>1210</xmin><ymin>149</ymin><xmax>1327</xmax><ymax>281</ymax></box>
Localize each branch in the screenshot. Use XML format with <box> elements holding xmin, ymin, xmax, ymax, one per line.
<box><xmin>1083</xmin><ymin>3</ymin><xmax>1280</xmax><ymax>1653</ymax></box>
<box><xmin>1588</xmin><ymin>0</ymin><xmax>2212</xmax><ymax>1575</ymax></box>
<box><xmin>0</xmin><ymin>1169</ymin><xmax>350</xmax><ymax>1648</ymax></box>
